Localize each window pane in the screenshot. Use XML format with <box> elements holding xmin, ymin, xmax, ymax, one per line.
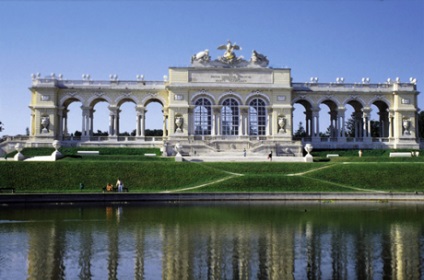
<box><xmin>194</xmin><ymin>98</ymin><xmax>211</xmax><ymax>135</ymax></box>
<box><xmin>249</xmin><ymin>98</ymin><xmax>266</xmax><ymax>135</ymax></box>
<box><xmin>221</xmin><ymin>98</ymin><xmax>239</xmax><ymax>135</ymax></box>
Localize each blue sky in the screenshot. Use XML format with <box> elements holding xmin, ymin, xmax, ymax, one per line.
<box><xmin>0</xmin><ymin>0</ymin><xmax>423</xmax><ymax>136</ymax></box>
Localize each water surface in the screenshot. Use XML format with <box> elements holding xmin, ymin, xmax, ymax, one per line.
<box><xmin>0</xmin><ymin>201</ymin><xmax>423</xmax><ymax>279</ymax></box>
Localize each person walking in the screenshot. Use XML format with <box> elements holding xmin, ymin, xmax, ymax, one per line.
<box><xmin>268</xmin><ymin>151</ymin><xmax>272</xmax><ymax>161</ymax></box>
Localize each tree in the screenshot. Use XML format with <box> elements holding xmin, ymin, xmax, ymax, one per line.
<box><xmin>0</xmin><ymin>121</ymin><xmax>3</xmax><ymax>132</ymax></box>
<box><xmin>319</xmin><ymin>125</ymin><xmax>332</xmax><ymax>137</ymax></box>
<box><xmin>94</xmin><ymin>130</ymin><xmax>108</xmax><ymax>136</ymax></box>
<box><xmin>293</xmin><ymin>122</ymin><xmax>307</xmax><ymax>137</ymax></box>
<box><xmin>344</xmin><ymin>113</ymin><xmax>356</xmax><ymax>137</ymax></box>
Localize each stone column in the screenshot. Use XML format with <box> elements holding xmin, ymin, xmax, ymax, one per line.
<box><xmin>108</xmin><ymin>106</ymin><xmax>118</xmax><ymax>138</ymax></box>
<box><xmin>216</xmin><ymin>108</ymin><xmax>221</xmax><ymax>136</ymax></box>
<box><xmin>312</xmin><ymin>109</ymin><xmax>320</xmax><ymax>138</ymax></box>
<box><xmin>189</xmin><ymin>109</ymin><xmax>194</xmax><ymax>136</ymax></box>
<box><xmin>330</xmin><ymin>111</ymin><xmax>338</xmax><ymax>138</ymax></box>
<box><xmin>266</xmin><ymin>110</ymin><xmax>271</xmax><ymax>136</ymax></box>
<box><xmin>63</xmin><ymin>109</ymin><xmax>69</xmax><ymax>136</ymax></box>
<box><xmin>238</xmin><ymin>112</ymin><xmax>243</xmax><ymax>137</ymax></box>
<box><xmin>337</xmin><ymin>108</ymin><xmax>346</xmax><ymax>139</ymax></box>
<box><xmin>109</xmin><ymin>114</ymin><xmax>114</xmax><ymax>136</ymax></box>
<box><xmin>89</xmin><ymin>108</ymin><xmax>95</xmax><ymax>137</ymax></box>
<box><xmin>57</xmin><ymin>108</ymin><xmax>64</xmax><ymax>139</ymax></box>
<box><xmin>81</xmin><ymin>106</ymin><xmax>91</xmax><ymax>138</ymax></box>
<box><xmin>211</xmin><ymin>112</ymin><xmax>216</xmax><ymax>136</ymax></box>
<box><xmin>389</xmin><ymin>112</ymin><xmax>394</xmax><ymax>138</ymax></box>
<box><xmin>136</xmin><ymin>107</ymin><xmax>145</xmax><ymax>138</ymax></box>
<box><xmin>162</xmin><ymin>114</ymin><xmax>167</xmax><ymax>137</ymax></box>
<box><xmin>362</xmin><ymin>108</ymin><xmax>371</xmax><ymax>138</ymax></box>
<box><xmin>115</xmin><ymin>109</ymin><xmax>120</xmax><ymax>136</ymax></box>
<box><xmin>379</xmin><ymin>110</ymin><xmax>389</xmax><ymax>138</ymax></box>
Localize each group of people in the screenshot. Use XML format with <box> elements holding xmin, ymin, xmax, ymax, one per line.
<box><xmin>105</xmin><ymin>178</ymin><xmax>124</xmax><ymax>192</ymax></box>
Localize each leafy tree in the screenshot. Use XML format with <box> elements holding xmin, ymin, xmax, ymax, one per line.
<box><xmin>94</xmin><ymin>130</ymin><xmax>108</xmax><ymax>136</ymax></box>
<box><xmin>293</xmin><ymin>122</ymin><xmax>307</xmax><ymax>137</ymax></box>
<box><xmin>145</xmin><ymin>129</ymin><xmax>163</xmax><ymax>136</ymax></box>
<box><xmin>319</xmin><ymin>125</ymin><xmax>332</xmax><ymax>137</ymax></box>
<box><xmin>345</xmin><ymin>113</ymin><xmax>356</xmax><ymax>137</ymax></box>
<box><xmin>0</xmin><ymin>121</ymin><xmax>3</xmax><ymax>132</ymax></box>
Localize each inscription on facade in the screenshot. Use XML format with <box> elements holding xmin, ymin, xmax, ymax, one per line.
<box><xmin>401</xmin><ymin>98</ymin><xmax>411</xmax><ymax>104</ymax></box>
<box><xmin>189</xmin><ymin>71</ymin><xmax>272</xmax><ymax>84</ymax></box>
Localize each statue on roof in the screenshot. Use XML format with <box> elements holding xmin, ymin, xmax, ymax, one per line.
<box><xmin>191</xmin><ymin>40</ymin><xmax>269</xmax><ymax>68</ymax></box>
<box><xmin>191</xmin><ymin>49</ymin><xmax>211</xmax><ymax>63</ymax></box>
<box><xmin>250</xmin><ymin>50</ymin><xmax>269</xmax><ymax>67</ymax></box>
<box><xmin>217</xmin><ymin>40</ymin><xmax>243</xmax><ymax>64</ymax></box>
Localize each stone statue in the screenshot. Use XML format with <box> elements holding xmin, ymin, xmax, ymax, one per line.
<box><xmin>217</xmin><ymin>40</ymin><xmax>243</xmax><ymax>64</ymax></box>
<box><xmin>191</xmin><ymin>49</ymin><xmax>211</xmax><ymax>63</ymax></box>
<box><xmin>41</xmin><ymin>116</ymin><xmax>50</xmax><ymax>133</ymax></box>
<box><xmin>250</xmin><ymin>50</ymin><xmax>269</xmax><ymax>67</ymax></box>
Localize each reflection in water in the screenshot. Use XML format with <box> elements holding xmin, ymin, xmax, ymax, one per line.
<box><xmin>0</xmin><ymin>202</ymin><xmax>423</xmax><ymax>279</ymax></box>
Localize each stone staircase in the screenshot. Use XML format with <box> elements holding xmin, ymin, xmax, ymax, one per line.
<box><xmin>183</xmin><ymin>150</ymin><xmax>305</xmax><ymax>162</ymax></box>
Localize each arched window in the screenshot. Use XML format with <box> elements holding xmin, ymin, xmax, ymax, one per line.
<box><xmin>194</xmin><ymin>98</ymin><xmax>212</xmax><ymax>135</ymax></box>
<box><xmin>221</xmin><ymin>98</ymin><xmax>239</xmax><ymax>135</ymax></box>
<box><xmin>249</xmin><ymin>98</ymin><xmax>266</xmax><ymax>135</ymax></box>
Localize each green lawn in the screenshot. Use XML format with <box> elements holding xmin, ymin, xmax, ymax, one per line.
<box><xmin>1</xmin><ymin>148</ymin><xmax>424</xmax><ymax>193</ymax></box>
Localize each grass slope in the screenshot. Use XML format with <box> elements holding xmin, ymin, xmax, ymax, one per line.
<box><xmin>1</xmin><ymin>148</ymin><xmax>424</xmax><ymax>193</ymax></box>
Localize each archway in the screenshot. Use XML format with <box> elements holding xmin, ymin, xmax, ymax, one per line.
<box><xmin>370</xmin><ymin>101</ymin><xmax>389</xmax><ymax>138</ymax></box>
<box><xmin>345</xmin><ymin>100</ymin><xmax>364</xmax><ymax>138</ymax></box>
<box><xmin>117</xmin><ymin>99</ymin><xmax>137</xmax><ymax>136</ymax></box>
<box><xmin>318</xmin><ymin>100</ymin><xmax>338</xmax><ymax>138</ymax></box>
<box><xmin>63</xmin><ymin>99</ymin><xmax>82</xmax><ymax>138</ymax></box>
<box><xmin>292</xmin><ymin>100</ymin><xmax>312</xmax><ymax>138</ymax></box>
<box><xmin>90</xmin><ymin>99</ymin><xmax>110</xmax><ymax>138</ymax></box>
<box><xmin>145</xmin><ymin>100</ymin><xmax>164</xmax><ymax>137</ymax></box>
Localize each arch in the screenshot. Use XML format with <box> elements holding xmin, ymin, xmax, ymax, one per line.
<box><xmin>292</xmin><ymin>96</ymin><xmax>315</xmax><ymax>108</ymax></box>
<box><xmin>141</xmin><ymin>94</ymin><xmax>166</xmax><ymax>107</ymax></box>
<box><xmin>342</xmin><ymin>96</ymin><xmax>366</xmax><ymax>108</ymax></box>
<box><xmin>60</xmin><ymin>95</ymin><xmax>84</xmax><ymax>108</ymax></box>
<box><xmin>87</xmin><ymin>95</ymin><xmax>113</xmax><ymax>107</ymax></box>
<box><xmin>318</xmin><ymin>99</ymin><xmax>339</xmax><ymax>137</ymax></box>
<box><xmin>292</xmin><ymin>99</ymin><xmax>313</xmax><ymax>137</ymax></box>
<box><xmin>116</xmin><ymin>95</ymin><xmax>139</xmax><ymax>107</ymax></box>
<box><xmin>191</xmin><ymin>91</ymin><xmax>216</xmax><ymax>105</ymax></box>
<box><xmin>217</xmin><ymin>91</ymin><xmax>243</xmax><ymax>105</ymax></box>
<box><xmin>61</xmin><ymin>98</ymin><xmax>84</xmax><ymax>137</ymax></box>
<box><xmin>345</xmin><ymin>99</ymin><xmax>364</xmax><ymax>112</ymax></box>
<box><xmin>317</xmin><ymin>96</ymin><xmax>340</xmax><ymax>108</ymax></box>
<box><xmin>193</xmin><ymin>97</ymin><xmax>212</xmax><ymax>135</ymax></box>
<box><xmin>245</xmin><ymin>91</ymin><xmax>270</xmax><ymax>105</ymax></box>
<box><xmin>368</xmin><ymin>96</ymin><xmax>391</xmax><ymax>108</ymax></box>
<box><xmin>344</xmin><ymin>100</ymin><xmax>365</xmax><ymax>138</ymax></box>
<box><xmin>370</xmin><ymin>100</ymin><xmax>390</xmax><ymax>137</ymax></box>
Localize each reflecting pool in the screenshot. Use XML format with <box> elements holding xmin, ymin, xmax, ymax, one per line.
<box><xmin>1</xmin><ymin>201</ymin><xmax>423</xmax><ymax>279</ymax></box>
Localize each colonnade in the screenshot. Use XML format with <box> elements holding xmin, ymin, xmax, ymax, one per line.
<box><xmin>299</xmin><ymin>106</ymin><xmax>392</xmax><ymax>139</ymax></box>
<box><xmin>55</xmin><ymin>103</ymin><xmax>397</xmax><ymax>141</ymax></box>
<box><xmin>57</xmin><ymin>105</ymin><xmax>168</xmax><ymax>139</ymax></box>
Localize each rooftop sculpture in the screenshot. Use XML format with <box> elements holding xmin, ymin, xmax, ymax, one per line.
<box><xmin>191</xmin><ymin>40</ymin><xmax>269</xmax><ymax>68</ymax></box>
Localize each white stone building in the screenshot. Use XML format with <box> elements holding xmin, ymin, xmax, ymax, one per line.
<box><xmin>27</xmin><ymin>42</ymin><xmax>420</xmax><ymax>157</ymax></box>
